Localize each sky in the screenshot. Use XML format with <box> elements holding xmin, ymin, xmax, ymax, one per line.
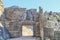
<box><xmin>2</xmin><ymin>0</ymin><xmax>60</xmax><ymax>12</ymax></box>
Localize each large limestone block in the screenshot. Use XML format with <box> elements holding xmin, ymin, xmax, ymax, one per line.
<box><xmin>0</xmin><ymin>0</ymin><xmax>4</xmax><ymax>16</ymax></box>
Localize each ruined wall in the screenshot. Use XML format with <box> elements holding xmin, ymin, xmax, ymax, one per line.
<box><xmin>1</xmin><ymin>6</ymin><xmax>40</xmax><ymax>38</ymax></box>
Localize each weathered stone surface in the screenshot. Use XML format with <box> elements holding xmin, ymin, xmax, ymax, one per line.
<box><xmin>26</xmin><ymin>9</ymin><xmax>37</xmax><ymax>21</ymax></box>
<box><xmin>5</xmin><ymin>6</ymin><xmax>26</xmax><ymax>20</ymax></box>
<box><xmin>0</xmin><ymin>6</ymin><xmax>40</xmax><ymax>38</ymax></box>
<box><xmin>8</xmin><ymin>37</ymin><xmax>40</xmax><ymax>40</ymax></box>
<box><xmin>39</xmin><ymin>7</ymin><xmax>44</xmax><ymax>40</ymax></box>
<box><xmin>44</xmin><ymin>27</ymin><xmax>54</xmax><ymax>40</ymax></box>
<box><xmin>54</xmin><ymin>31</ymin><xmax>60</xmax><ymax>40</ymax></box>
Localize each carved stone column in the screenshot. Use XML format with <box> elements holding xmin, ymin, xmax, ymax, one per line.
<box><xmin>39</xmin><ymin>7</ymin><xmax>44</xmax><ymax>40</ymax></box>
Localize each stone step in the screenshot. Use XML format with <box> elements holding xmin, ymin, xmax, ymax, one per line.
<box><xmin>8</xmin><ymin>37</ymin><xmax>40</xmax><ymax>40</ymax></box>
